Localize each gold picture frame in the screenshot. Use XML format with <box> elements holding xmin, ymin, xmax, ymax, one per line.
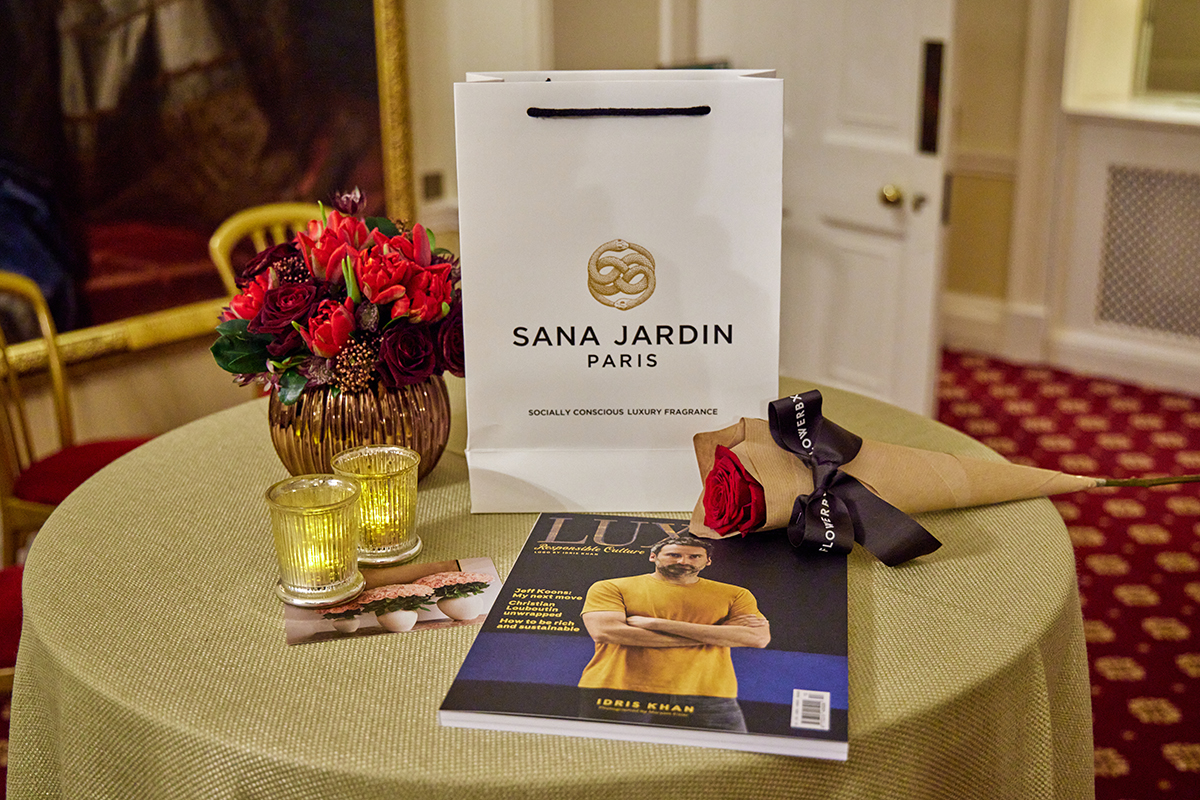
<box><xmin>5</xmin><ymin>0</ymin><xmax>415</xmax><ymax>380</ymax></box>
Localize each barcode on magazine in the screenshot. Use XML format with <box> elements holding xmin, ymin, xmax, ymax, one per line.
<box><xmin>791</xmin><ymin>690</ymin><xmax>830</xmax><ymax>731</ymax></box>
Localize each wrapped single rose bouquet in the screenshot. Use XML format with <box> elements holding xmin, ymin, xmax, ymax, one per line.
<box><xmin>692</xmin><ymin>417</ymin><xmax>1105</xmax><ymax>539</ymax></box>
<box><xmin>211</xmin><ymin>189</ymin><xmax>465</xmax><ymax>404</ymax></box>
<box><xmin>690</xmin><ymin>391</ymin><xmax>1200</xmax><ymax>564</ymax></box>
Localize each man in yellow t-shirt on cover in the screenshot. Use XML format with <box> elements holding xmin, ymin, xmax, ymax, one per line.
<box><xmin>578</xmin><ymin>535</ymin><xmax>771</xmax><ymax>732</ymax></box>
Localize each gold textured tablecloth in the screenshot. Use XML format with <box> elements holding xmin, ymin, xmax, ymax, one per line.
<box><xmin>7</xmin><ymin>381</ymin><xmax>1094</xmax><ymax>799</ymax></box>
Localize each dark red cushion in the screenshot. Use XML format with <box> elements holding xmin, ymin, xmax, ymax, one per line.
<box><xmin>84</xmin><ymin>221</ymin><xmax>227</xmax><ymax>324</ymax></box>
<box><xmin>13</xmin><ymin>439</ymin><xmax>151</xmax><ymax>505</ymax></box>
<box><xmin>87</xmin><ymin>221</ymin><xmax>211</xmax><ymax>265</ymax></box>
<box><xmin>0</xmin><ymin>565</ymin><xmax>23</xmax><ymax>668</ymax></box>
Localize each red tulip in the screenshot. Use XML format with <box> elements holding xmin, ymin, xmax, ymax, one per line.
<box><xmin>297</xmin><ymin>210</ymin><xmax>371</xmax><ymax>283</ymax></box>
<box><xmin>299</xmin><ymin>297</ymin><xmax>356</xmax><ymax>358</ymax></box>
<box><xmin>356</xmin><ymin>250</ymin><xmax>417</xmax><ymax>307</ymax></box>
<box><xmin>406</xmin><ymin>263</ymin><xmax>454</xmax><ymax>323</ymax></box>
<box><xmin>221</xmin><ymin>272</ymin><xmax>270</xmax><ymax>321</ymax></box>
<box><xmin>372</xmin><ymin>223</ymin><xmax>432</xmax><ymax>267</ymax></box>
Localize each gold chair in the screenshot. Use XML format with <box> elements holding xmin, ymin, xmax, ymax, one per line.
<box><xmin>0</xmin><ymin>272</ymin><xmax>150</xmax><ymax>567</ymax></box>
<box><xmin>208</xmin><ymin>202</ymin><xmax>322</xmax><ymax>295</ymax></box>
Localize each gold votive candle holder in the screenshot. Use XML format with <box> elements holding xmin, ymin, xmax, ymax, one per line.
<box><xmin>332</xmin><ymin>445</ymin><xmax>422</xmax><ymax>566</ymax></box>
<box><xmin>266</xmin><ymin>474</ymin><xmax>365</xmax><ymax>607</ymax></box>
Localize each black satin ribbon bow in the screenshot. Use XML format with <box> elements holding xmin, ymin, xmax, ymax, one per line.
<box><xmin>767</xmin><ymin>391</ymin><xmax>941</xmax><ymax>566</ymax></box>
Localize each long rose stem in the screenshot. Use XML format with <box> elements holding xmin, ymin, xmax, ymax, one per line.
<box><xmin>1097</xmin><ymin>474</ymin><xmax>1200</xmax><ymax>488</ymax></box>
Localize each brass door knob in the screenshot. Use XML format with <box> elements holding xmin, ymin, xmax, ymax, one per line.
<box><xmin>879</xmin><ymin>184</ymin><xmax>903</xmax><ymax>206</ymax></box>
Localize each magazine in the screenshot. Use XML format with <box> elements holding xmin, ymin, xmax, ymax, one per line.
<box><xmin>439</xmin><ymin>514</ymin><xmax>848</xmax><ymax>760</ymax></box>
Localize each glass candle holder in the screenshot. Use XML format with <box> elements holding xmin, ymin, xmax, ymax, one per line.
<box><xmin>332</xmin><ymin>445</ymin><xmax>422</xmax><ymax>566</ymax></box>
<box><xmin>266</xmin><ymin>475</ymin><xmax>366</xmax><ymax>607</ymax></box>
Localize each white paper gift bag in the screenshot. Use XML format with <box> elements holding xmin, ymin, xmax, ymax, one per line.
<box><xmin>455</xmin><ymin>70</ymin><xmax>782</xmax><ymax>512</ymax></box>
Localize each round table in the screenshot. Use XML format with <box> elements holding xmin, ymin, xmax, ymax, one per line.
<box><xmin>7</xmin><ymin>381</ymin><xmax>1093</xmax><ymax>799</ymax></box>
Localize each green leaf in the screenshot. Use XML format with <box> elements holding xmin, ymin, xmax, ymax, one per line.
<box><xmin>216</xmin><ymin>318</ymin><xmax>250</xmax><ymax>336</ymax></box>
<box><xmin>439</xmin><ymin>582</ymin><xmax>489</xmax><ymax>599</ymax></box>
<box><xmin>365</xmin><ymin>217</ymin><xmax>401</xmax><ymax>237</ymax></box>
<box><xmin>278</xmin><ymin>369</ymin><xmax>309</xmax><ymax>405</ymax></box>
<box><xmin>269</xmin><ymin>355</ymin><xmax>308</xmax><ymax>371</ymax></box>
<box><xmin>210</xmin><ymin>333</ymin><xmax>272</xmax><ymax>375</ymax></box>
<box><xmin>425</xmin><ymin>228</ymin><xmax>437</xmax><ymax>251</ymax></box>
<box><xmin>343</xmin><ymin>254</ymin><xmax>362</xmax><ymax>303</ymax></box>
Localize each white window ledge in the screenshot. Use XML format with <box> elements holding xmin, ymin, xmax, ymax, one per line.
<box><xmin>1065</xmin><ymin>94</ymin><xmax>1200</xmax><ymax>129</ymax></box>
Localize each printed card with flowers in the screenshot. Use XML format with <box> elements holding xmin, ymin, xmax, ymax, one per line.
<box><xmin>283</xmin><ymin>557</ymin><xmax>500</xmax><ymax>646</ymax></box>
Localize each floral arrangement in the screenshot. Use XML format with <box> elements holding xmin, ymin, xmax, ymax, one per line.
<box><xmin>414</xmin><ymin>571</ymin><xmax>493</xmax><ymax>600</ymax></box>
<box><xmin>319</xmin><ymin>600</ymin><xmax>364</xmax><ymax>622</ymax></box>
<box><xmin>211</xmin><ymin>189</ymin><xmax>464</xmax><ymax>404</ymax></box>
<box><xmin>356</xmin><ymin>583</ymin><xmax>436</xmax><ymax>615</ymax></box>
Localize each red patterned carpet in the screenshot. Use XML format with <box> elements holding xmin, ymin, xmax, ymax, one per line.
<box><xmin>0</xmin><ymin>350</ymin><xmax>1196</xmax><ymax>797</ymax></box>
<box><xmin>938</xmin><ymin>349</ymin><xmax>1200</xmax><ymax>799</ymax></box>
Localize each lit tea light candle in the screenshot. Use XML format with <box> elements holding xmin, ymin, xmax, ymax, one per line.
<box><xmin>333</xmin><ymin>446</ymin><xmax>422</xmax><ymax>565</ymax></box>
<box><xmin>295</xmin><ymin>543</ymin><xmax>344</xmax><ymax>586</ymax></box>
<box><xmin>266</xmin><ymin>475</ymin><xmax>366</xmax><ymax>607</ymax></box>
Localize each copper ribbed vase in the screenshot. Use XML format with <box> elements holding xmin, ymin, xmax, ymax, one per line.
<box><xmin>268</xmin><ymin>376</ymin><xmax>451</xmax><ymax>480</ymax></box>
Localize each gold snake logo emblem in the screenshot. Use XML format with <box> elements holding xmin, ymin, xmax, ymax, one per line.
<box><xmin>587</xmin><ymin>239</ymin><xmax>655</xmax><ymax>310</ymax></box>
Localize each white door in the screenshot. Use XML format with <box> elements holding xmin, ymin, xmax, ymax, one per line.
<box><xmin>696</xmin><ymin>0</ymin><xmax>953</xmax><ymax>415</ymax></box>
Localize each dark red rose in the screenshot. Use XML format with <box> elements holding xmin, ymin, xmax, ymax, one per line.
<box><xmin>266</xmin><ymin>326</ymin><xmax>306</xmax><ymax>359</ymax></box>
<box><xmin>703</xmin><ymin>445</ymin><xmax>767</xmax><ymax>535</ymax></box>
<box><xmin>238</xmin><ymin>241</ymin><xmax>298</xmax><ymax>288</ymax></box>
<box><xmin>377</xmin><ymin>321</ymin><xmax>437</xmax><ymax>387</ymax></box>
<box><xmin>435</xmin><ymin>302</ymin><xmax>465</xmax><ymax>378</ymax></box>
<box><xmin>248</xmin><ymin>284</ymin><xmax>319</xmax><ymax>335</ymax></box>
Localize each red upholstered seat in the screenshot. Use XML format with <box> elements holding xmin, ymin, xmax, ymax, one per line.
<box><xmin>0</xmin><ymin>271</ymin><xmax>156</xmax><ymax>567</ymax></box>
<box><xmin>0</xmin><ymin>565</ymin><xmax>22</xmax><ymax>670</ymax></box>
<box><xmin>84</xmin><ymin>221</ymin><xmax>227</xmax><ymax>324</ymax></box>
<box><xmin>12</xmin><ymin>438</ymin><xmax>150</xmax><ymax>506</ymax></box>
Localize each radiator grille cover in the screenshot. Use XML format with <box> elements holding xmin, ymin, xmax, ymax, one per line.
<box><xmin>1097</xmin><ymin>165</ymin><xmax>1200</xmax><ymax>339</ymax></box>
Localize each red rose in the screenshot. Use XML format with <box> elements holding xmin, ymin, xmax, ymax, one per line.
<box><xmin>703</xmin><ymin>445</ymin><xmax>766</xmax><ymax>535</ymax></box>
<box><xmin>248</xmin><ymin>283</ymin><xmax>319</xmax><ymax>335</ymax></box>
<box><xmin>266</xmin><ymin>326</ymin><xmax>306</xmax><ymax>359</ymax></box>
<box><xmin>377</xmin><ymin>321</ymin><xmax>437</xmax><ymax>387</ymax></box>
<box><xmin>299</xmin><ymin>298</ymin><xmax>356</xmax><ymax>358</ymax></box>
<box><xmin>237</xmin><ymin>241</ymin><xmax>297</xmax><ymax>288</ymax></box>
<box><xmin>435</xmin><ymin>302</ymin><xmax>465</xmax><ymax>378</ymax></box>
